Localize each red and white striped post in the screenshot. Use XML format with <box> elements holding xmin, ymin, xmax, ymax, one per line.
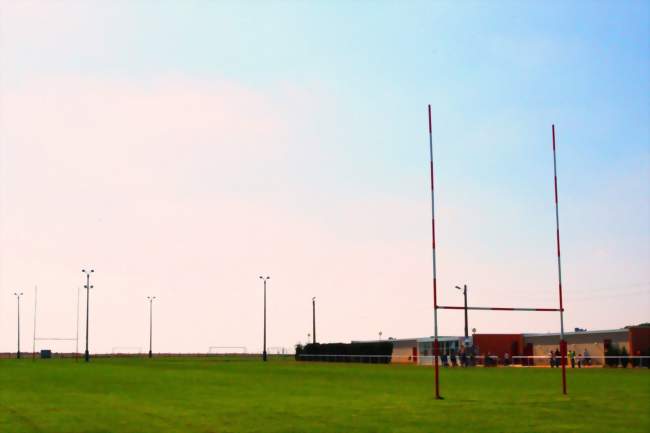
<box><xmin>428</xmin><ymin>105</ymin><xmax>441</xmax><ymax>399</ymax></box>
<box><xmin>552</xmin><ymin>125</ymin><xmax>567</xmax><ymax>395</ymax></box>
<box><xmin>422</xmin><ymin>121</ymin><xmax>568</xmax><ymax>398</ymax></box>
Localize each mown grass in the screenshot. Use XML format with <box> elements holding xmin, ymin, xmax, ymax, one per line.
<box><xmin>1</xmin><ymin>357</ymin><xmax>648</xmax><ymax>433</ymax></box>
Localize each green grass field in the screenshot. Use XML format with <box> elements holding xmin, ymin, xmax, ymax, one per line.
<box><xmin>1</xmin><ymin>357</ymin><xmax>648</xmax><ymax>433</ymax></box>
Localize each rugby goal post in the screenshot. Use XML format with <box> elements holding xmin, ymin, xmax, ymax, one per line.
<box><xmin>427</xmin><ymin>106</ymin><xmax>567</xmax><ymax>398</ymax></box>
<box><xmin>32</xmin><ymin>286</ymin><xmax>81</xmax><ymax>360</ymax></box>
<box><xmin>33</xmin><ymin>337</ymin><xmax>79</xmax><ymax>359</ymax></box>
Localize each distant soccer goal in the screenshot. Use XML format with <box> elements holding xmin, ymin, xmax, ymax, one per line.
<box><xmin>111</xmin><ymin>347</ymin><xmax>144</xmax><ymax>355</ymax></box>
<box><xmin>207</xmin><ymin>346</ymin><xmax>248</xmax><ymax>355</ymax></box>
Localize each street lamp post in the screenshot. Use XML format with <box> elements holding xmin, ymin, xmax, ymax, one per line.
<box><xmin>259</xmin><ymin>276</ymin><xmax>270</xmax><ymax>362</ymax></box>
<box><xmin>82</xmin><ymin>269</ymin><xmax>94</xmax><ymax>362</ymax></box>
<box><xmin>312</xmin><ymin>297</ymin><xmax>316</xmax><ymax>344</ymax></box>
<box><xmin>455</xmin><ymin>285</ymin><xmax>469</xmax><ymax>339</ymax></box>
<box><xmin>14</xmin><ymin>292</ymin><xmax>23</xmax><ymax>359</ymax></box>
<box><xmin>147</xmin><ymin>296</ymin><xmax>156</xmax><ymax>358</ymax></box>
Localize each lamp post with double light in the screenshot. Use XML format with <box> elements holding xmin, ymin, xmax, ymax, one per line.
<box><xmin>14</xmin><ymin>292</ymin><xmax>23</xmax><ymax>359</ymax></box>
<box><xmin>147</xmin><ymin>296</ymin><xmax>156</xmax><ymax>358</ymax></box>
<box><xmin>455</xmin><ymin>284</ymin><xmax>469</xmax><ymax>340</ymax></box>
<box><xmin>82</xmin><ymin>269</ymin><xmax>94</xmax><ymax>362</ymax></box>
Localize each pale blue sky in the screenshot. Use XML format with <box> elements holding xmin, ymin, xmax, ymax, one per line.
<box><xmin>0</xmin><ymin>1</ymin><xmax>648</xmax><ymax>353</ymax></box>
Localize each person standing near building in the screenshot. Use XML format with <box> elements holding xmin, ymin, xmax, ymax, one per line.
<box><xmin>569</xmin><ymin>350</ymin><xmax>576</xmax><ymax>368</ymax></box>
<box><xmin>460</xmin><ymin>348</ymin><xmax>467</xmax><ymax>367</ymax></box>
<box><xmin>549</xmin><ymin>350</ymin><xmax>555</xmax><ymax>368</ymax></box>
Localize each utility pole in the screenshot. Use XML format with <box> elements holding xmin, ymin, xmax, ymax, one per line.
<box><xmin>148</xmin><ymin>296</ymin><xmax>156</xmax><ymax>358</ymax></box>
<box><xmin>259</xmin><ymin>276</ymin><xmax>270</xmax><ymax>361</ymax></box>
<box><xmin>312</xmin><ymin>297</ymin><xmax>316</xmax><ymax>344</ymax></box>
<box><xmin>14</xmin><ymin>292</ymin><xmax>23</xmax><ymax>359</ymax></box>
<box><xmin>456</xmin><ymin>285</ymin><xmax>469</xmax><ymax>339</ymax></box>
<box><xmin>82</xmin><ymin>269</ymin><xmax>94</xmax><ymax>362</ymax></box>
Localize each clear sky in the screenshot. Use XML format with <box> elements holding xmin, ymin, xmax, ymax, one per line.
<box><xmin>0</xmin><ymin>1</ymin><xmax>648</xmax><ymax>354</ymax></box>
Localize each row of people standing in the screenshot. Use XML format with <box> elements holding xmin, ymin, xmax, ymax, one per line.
<box><xmin>550</xmin><ymin>348</ymin><xmax>590</xmax><ymax>367</ymax></box>
<box><xmin>440</xmin><ymin>347</ymin><xmax>476</xmax><ymax>367</ymax></box>
<box><xmin>441</xmin><ymin>350</ymin><xmax>506</xmax><ymax>367</ymax></box>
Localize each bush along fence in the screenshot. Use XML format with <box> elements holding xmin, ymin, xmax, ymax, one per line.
<box><xmin>603</xmin><ymin>346</ymin><xmax>650</xmax><ymax>368</ymax></box>
<box><xmin>295</xmin><ymin>342</ymin><xmax>393</xmax><ymax>364</ymax></box>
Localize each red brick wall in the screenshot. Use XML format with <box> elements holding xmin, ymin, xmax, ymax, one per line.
<box><xmin>628</xmin><ymin>327</ymin><xmax>650</xmax><ymax>355</ymax></box>
<box><xmin>472</xmin><ymin>334</ymin><xmax>524</xmax><ymax>357</ymax></box>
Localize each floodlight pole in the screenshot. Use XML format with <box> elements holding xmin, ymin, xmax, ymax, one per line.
<box><xmin>148</xmin><ymin>296</ymin><xmax>156</xmax><ymax>358</ymax></box>
<box><xmin>259</xmin><ymin>276</ymin><xmax>270</xmax><ymax>362</ymax></box>
<box><xmin>14</xmin><ymin>292</ymin><xmax>23</xmax><ymax>359</ymax></box>
<box><xmin>312</xmin><ymin>297</ymin><xmax>316</xmax><ymax>344</ymax></box>
<box><xmin>455</xmin><ymin>285</ymin><xmax>469</xmax><ymax>339</ymax></box>
<box><xmin>552</xmin><ymin>125</ymin><xmax>567</xmax><ymax>395</ymax></box>
<box><xmin>82</xmin><ymin>269</ymin><xmax>94</xmax><ymax>362</ymax></box>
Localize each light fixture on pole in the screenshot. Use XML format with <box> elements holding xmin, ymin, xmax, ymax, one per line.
<box><xmin>259</xmin><ymin>276</ymin><xmax>270</xmax><ymax>362</ymax></box>
<box><xmin>82</xmin><ymin>269</ymin><xmax>94</xmax><ymax>362</ymax></box>
<box><xmin>147</xmin><ymin>296</ymin><xmax>156</xmax><ymax>358</ymax></box>
<box><xmin>14</xmin><ymin>292</ymin><xmax>23</xmax><ymax>359</ymax></box>
<box><xmin>378</xmin><ymin>331</ymin><xmax>382</xmax><ymax>341</ymax></box>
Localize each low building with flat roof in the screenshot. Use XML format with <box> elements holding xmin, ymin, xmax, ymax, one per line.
<box><xmin>473</xmin><ymin>326</ymin><xmax>650</xmax><ymax>366</ymax></box>
<box><xmin>354</xmin><ymin>336</ymin><xmax>469</xmax><ymax>365</ymax></box>
<box><xmin>523</xmin><ymin>327</ymin><xmax>648</xmax><ymax>366</ymax></box>
<box><xmin>360</xmin><ymin>325</ymin><xmax>649</xmax><ymax>367</ymax></box>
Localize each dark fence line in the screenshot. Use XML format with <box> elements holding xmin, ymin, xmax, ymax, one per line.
<box><xmin>296</xmin><ymin>342</ymin><xmax>392</xmax><ymax>364</ymax></box>
<box><xmin>0</xmin><ymin>352</ymin><xmax>292</xmax><ymax>360</ymax></box>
